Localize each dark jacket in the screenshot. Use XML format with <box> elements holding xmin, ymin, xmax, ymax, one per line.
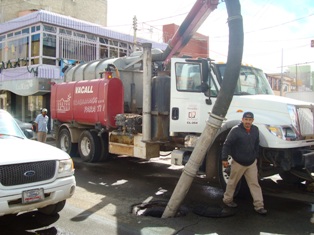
<box><xmin>221</xmin><ymin>122</ymin><xmax>259</xmax><ymax>166</ymax></box>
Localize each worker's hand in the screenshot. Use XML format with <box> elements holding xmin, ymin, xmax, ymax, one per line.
<box><xmin>222</xmin><ymin>160</ymin><xmax>229</xmax><ymax>168</ymax></box>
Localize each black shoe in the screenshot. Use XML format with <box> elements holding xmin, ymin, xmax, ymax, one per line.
<box><xmin>255</xmin><ymin>208</ymin><xmax>267</xmax><ymax>215</ymax></box>
<box><xmin>224</xmin><ymin>201</ymin><xmax>238</xmax><ymax>208</ymax></box>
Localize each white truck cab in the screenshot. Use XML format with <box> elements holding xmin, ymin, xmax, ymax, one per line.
<box><xmin>170</xmin><ymin>58</ymin><xmax>314</xmax><ymax>187</ymax></box>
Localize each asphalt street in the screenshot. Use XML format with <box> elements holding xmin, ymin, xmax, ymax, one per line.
<box><xmin>1</xmin><ymin>137</ymin><xmax>314</xmax><ymax>235</ymax></box>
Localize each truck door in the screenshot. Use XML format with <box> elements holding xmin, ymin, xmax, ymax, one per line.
<box><xmin>169</xmin><ymin>59</ymin><xmax>218</xmax><ymax>134</ymax></box>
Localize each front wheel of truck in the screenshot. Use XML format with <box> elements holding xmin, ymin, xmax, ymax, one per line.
<box><xmin>218</xmin><ymin>152</ymin><xmax>248</xmax><ymax>198</ymax></box>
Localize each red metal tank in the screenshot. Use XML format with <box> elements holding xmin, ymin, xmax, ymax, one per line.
<box><xmin>51</xmin><ymin>78</ymin><xmax>124</xmax><ymax>129</ymax></box>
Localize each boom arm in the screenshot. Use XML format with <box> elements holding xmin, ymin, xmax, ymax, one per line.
<box><xmin>162</xmin><ymin>0</ymin><xmax>219</xmax><ymax>64</ymax></box>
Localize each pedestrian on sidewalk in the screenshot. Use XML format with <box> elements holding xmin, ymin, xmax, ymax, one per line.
<box><xmin>34</xmin><ymin>108</ymin><xmax>49</xmax><ymax>143</ymax></box>
<box><xmin>221</xmin><ymin>111</ymin><xmax>267</xmax><ymax>215</ymax></box>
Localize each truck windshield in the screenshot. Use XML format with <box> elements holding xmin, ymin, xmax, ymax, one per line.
<box><xmin>175</xmin><ymin>62</ymin><xmax>274</xmax><ymax>96</ymax></box>
<box><xmin>217</xmin><ymin>64</ymin><xmax>274</xmax><ymax>95</ymax></box>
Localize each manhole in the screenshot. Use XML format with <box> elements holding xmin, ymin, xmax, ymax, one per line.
<box><xmin>131</xmin><ymin>200</ymin><xmax>188</xmax><ymax>218</ymax></box>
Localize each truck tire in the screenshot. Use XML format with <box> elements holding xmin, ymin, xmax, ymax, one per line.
<box><xmin>38</xmin><ymin>200</ymin><xmax>66</xmax><ymax>215</ymax></box>
<box><xmin>58</xmin><ymin>129</ymin><xmax>78</xmax><ymax>157</ymax></box>
<box><xmin>218</xmin><ymin>150</ymin><xmax>243</xmax><ymax>197</ymax></box>
<box><xmin>78</xmin><ymin>130</ymin><xmax>101</xmax><ymax>162</ymax></box>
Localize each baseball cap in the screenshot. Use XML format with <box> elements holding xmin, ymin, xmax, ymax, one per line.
<box><xmin>42</xmin><ymin>108</ymin><xmax>48</xmax><ymax>113</ymax></box>
<box><xmin>243</xmin><ymin>112</ymin><xmax>254</xmax><ymax>118</ymax></box>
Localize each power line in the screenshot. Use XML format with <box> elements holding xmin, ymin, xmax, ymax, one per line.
<box><xmin>245</xmin><ymin>12</ymin><xmax>314</xmax><ymax>34</ymax></box>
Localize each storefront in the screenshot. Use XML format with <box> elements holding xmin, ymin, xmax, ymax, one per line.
<box><xmin>0</xmin><ymin>73</ymin><xmax>53</xmax><ymax>121</ymax></box>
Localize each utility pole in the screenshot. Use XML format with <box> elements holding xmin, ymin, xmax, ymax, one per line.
<box><xmin>162</xmin><ymin>0</ymin><xmax>244</xmax><ymax>218</ymax></box>
<box><xmin>133</xmin><ymin>16</ymin><xmax>137</xmax><ymax>52</ymax></box>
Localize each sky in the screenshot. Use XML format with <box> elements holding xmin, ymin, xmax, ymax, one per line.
<box><xmin>106</xmin><ymin>0</ymin><xmax>314</xmax><ymax>73</ymax></box>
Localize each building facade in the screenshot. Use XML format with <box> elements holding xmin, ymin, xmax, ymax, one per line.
<box><xmin>265</xmin><ymin>73</ymin><xmax>294</xmax><ymax>96</ymax></box>
<box><xmin>0</xmin><ymin>10</ymin><xmax>166</xmax><ymax>124</ymax></box>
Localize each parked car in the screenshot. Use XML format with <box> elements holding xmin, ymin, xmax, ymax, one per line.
<box><xmin>14</xmin><ymin>118</ymin><xmax>34</xmax><ymax>139</ymax></box>
<box><xmin>0</xmin><ymin>109</ymin><xmax>76</xmax><ymax>216</ymax></box>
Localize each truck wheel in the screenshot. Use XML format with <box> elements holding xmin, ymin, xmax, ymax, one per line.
<box><xmin>58</xmin><ymin>129</ymin><xmax>78</xmax><ymax>157</ymax></box>
<box><xmin>218</xmin><ymin>153</ymin><xmax>243</xmax><ymax>197</ymax></box>
<box><xmin>99</xmin><ymin>132</ymin><xmax>110</xmax><ymax>161</ymax></box>
<box><xmin>38</xmin><ymin>200</ymin><xmax>66</xmax><ymax>215</ymax></box>
<box><xmin>78</xmin><ymin>130</ymin><xmax>101</xmax><ymax>162</ymax></box>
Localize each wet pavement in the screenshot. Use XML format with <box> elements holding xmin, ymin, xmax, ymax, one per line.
<box><xmin>2</xmin><ymin>137</ymin><xmax>313</xmax><ymax>235</ymax></box>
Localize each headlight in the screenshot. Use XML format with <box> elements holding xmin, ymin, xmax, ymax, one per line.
<box><xmin>266</xmin><ymin>125</ymin><xmax>298</xmax><ymax>141</ymax></box>
<box><xmin>58</xmin><ymin>159</ymin><xmax>74</xmax><ymax>177</ymax></box>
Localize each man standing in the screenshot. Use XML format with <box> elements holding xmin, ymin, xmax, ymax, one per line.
<box><xmin>221</xmin><ymin>111</ymin><xmax>267</xmax><ymax>215</ymax></box>
<box><xmin>34</xmin><ymin>108</ymin><xmax>49</xmax><ymax>143</ymax></box>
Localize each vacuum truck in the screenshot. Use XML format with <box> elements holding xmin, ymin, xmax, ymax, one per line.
<box><xmin>51</xmin><ymin>52</ymin><xmax>314</xmax><ymax>190</ymax></box>
<box><xmin>50</xmin><ymin>0</ymin><xmax>314</xmax><ymax>191</ymax></box>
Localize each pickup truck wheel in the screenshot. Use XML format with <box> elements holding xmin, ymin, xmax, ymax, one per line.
<box><xmin>78</xmin><ymin>131</ymin><xmax>101</xmax><ymax>162</ymax></box>
<box><xmin>58</xmin><ymin>129</ymin><xmax>78</xmax><ymax>157</ymax></box>
<box><xmin>38</xmin><ymin>200</ymin><xmax>66</xmax><ymax>215</ymax></box>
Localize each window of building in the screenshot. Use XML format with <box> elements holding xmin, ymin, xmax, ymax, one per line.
<box><xmin>22</xmin><ymin>28</ymin><xmax>30</xmax><ymax>35</ymax></box>
<box><xmin>59</xmin><ymin>34</ymin><xmax>97</xmax><ymax>62</ymax></box>
<box><xmin>1</xmin><ymin>22</ymin><xmax>140</xmax><ymax>69</ymax></box>
<box><xmin>7</xmin><ymin>36</ymin><xmax>29</xmax><ymax>61</ymax></box>
<box><xmin>59</xmin><ymin>28</ymin><xmax>72</xmax><ymax>36</ymax></box>
<box><xmin>86</xmin><ymin>34</ymin><xmax>97</xmax><ymax>41</ymax></box>
<box><xmin>110</xmin><ymin>47</ymin><xmax>118</xmax><ymax>58</ymax></box>
<box><xmin>100</xmin><ymin>45</ymin><xmax>108</xmax><ymax>58</ymax></box>
<box><xmin>43</xmin><ymin>33</ymin><xmax>57</xmax><ymax>65</ymax></box>
<box><xmin>31</xmin><ymin>25</ymin><xmax>41</xmax><ymax>33</ymax></box>
<box><xmin>99</xmin><ymin>37</ymin><xmax>108</xmax><ymax>44</ymax></box>
<box><xmin>31</xmin><ymin>33</ymin><xmax>40</xmax><ymax>64</ymax></box>
<box><xmin>74</xmin><ymin>32</ymin><xmax>85</xmax><ymax>39</ymax></box>
<box><xmin>43</xmin><ymin>24</ymin><xmax>57</xmax><ymax>33</ymax></box>
<box><xmin>43</xmin><ymin>33</ymin><xmax>56</xmax><ymax>57</ymax></box>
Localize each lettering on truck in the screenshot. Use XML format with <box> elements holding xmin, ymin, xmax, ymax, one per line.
<box><xmin>75</xmin><ymin>86</ymin><xmax>93</xmax><ymax>94</ymax></box>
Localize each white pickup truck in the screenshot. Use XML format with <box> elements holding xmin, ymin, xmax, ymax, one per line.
<box><xmin>0</xmin><ymin>109</ymin><xmax>76</xmax><ymax>216</ymax></box>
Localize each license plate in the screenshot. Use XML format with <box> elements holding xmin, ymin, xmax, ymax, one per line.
<box><xmin>22</xmin><ymin>188</ymin><xmax>44</xmax><ymax>204</ymax></box>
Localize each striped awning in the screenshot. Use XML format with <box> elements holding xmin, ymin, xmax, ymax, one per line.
<box><xmin>0</xmin><ymin>65</ymin><xmax>61</xmax><ymax>81</ymax></box>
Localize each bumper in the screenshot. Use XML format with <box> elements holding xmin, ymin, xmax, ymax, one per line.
<box><xmin>304</xmin><ymin>150</ymin><xmax>314</xmax><ymax>171</ymax></box>
<box><xmin>0</xmin><ymin>176</ymin><xmax>76</xmax><ymax>216</ymax></box>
